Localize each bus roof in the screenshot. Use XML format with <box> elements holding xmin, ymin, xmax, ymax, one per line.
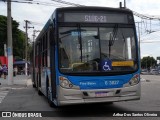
<box><xmin>55</xmin><ymin>6</ymin><xmax>133</xmax><ymax>13</ymax></box>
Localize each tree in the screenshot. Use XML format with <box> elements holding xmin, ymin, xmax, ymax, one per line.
<box><xmin>0</xmin><ymin>15</ymin><xmax>26</xmax><ymax>59</ymax></box>
<box><xmin>0</xmin><ymin>15</ymin><xmax>7</xmax><ymax>55</ymax></box>
<box><xmin>141</xmin><ymin>56</ymin><xmax>157</xmax><ymax>69</ymax></box>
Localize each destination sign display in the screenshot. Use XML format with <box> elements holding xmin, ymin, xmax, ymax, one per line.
<box><xmin>63</xmin><ymin>13</ymin><xmax>129</xmax><ymax>23</ymax></box>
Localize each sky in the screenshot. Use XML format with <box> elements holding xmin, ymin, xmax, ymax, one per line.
<box><xmin>0</xmin><ymin>0</ymin><xmax>160</xmax><ymax>59</ymax></box>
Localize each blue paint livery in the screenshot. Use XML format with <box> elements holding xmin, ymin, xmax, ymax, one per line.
<box><xmin>56</xmin><ymin>73</ymin><xmax>135</xmax><ymax>90</ymax></box>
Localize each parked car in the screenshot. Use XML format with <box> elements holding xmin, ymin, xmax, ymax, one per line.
<box><xmin>141</xmin><ymin>69</ymin><xmax>148</xmax><ymax>74</ymax></box>
<box><xmin>150</xmin><ymin>69</ymin><xmax>159</xmax><ymax>75</ymax></box>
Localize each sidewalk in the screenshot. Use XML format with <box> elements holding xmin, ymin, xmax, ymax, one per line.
<box><xmin>0</xmin><ymin>75</ymin><xmax>32</xmax><ymax>89</ymax></box>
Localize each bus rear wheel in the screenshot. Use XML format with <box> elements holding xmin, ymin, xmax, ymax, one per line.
<box><xmin>47</xmin><ymin>86</ymin><xmax>57</xmax><ymax>108</ymax></box>
<box><xmin>33</xmin><ymin>83</ymin><xmax>36</xmax><ymax>88</ymax></box>
<box><xmin>106</xmin><ymin>102</ymin><xmax>113</xmax><ymax>105</ymax></box>
<box><xmin>38</xmin><ymin>89</ymin><xmax>43</xmax><ymax>96</ymax></box>
<box><xmin>37</xmin><ymin>81</ymin><xmax>43</xmax><ymax>96</ymax></box>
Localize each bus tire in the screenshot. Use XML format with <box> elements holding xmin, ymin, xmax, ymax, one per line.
<box><xmin>36</xmin><ymin>79</ymin><xmax>38</xmax><ymax>90</ymax></box>
<box><xmin>47</xmin><ymin>86</ymin><xmax>54</xmax><ymax>107</ymax></box>
<box><xmin>33</xmin><ymin>83</ymin><xmax>36</xmax><ymax>88</ymax></box>
<box><xmin>35</xmin><ymin>74</ymin><xmax>38</xmax><ymax>90</ymax></box>
<box><xmin>38</xmin><ymin>81</ymin><xmax>43</xmax><ymax>96</ymax></box>
<box><xmin>47</xmin><ymin>85</ymin><xmax>57</xmax><ymax>108</ymax></box>
<box><xmin>106</xmin><ymin>102</ymin><xmax>113</xmax><ymax>105</ymax></box>
<box><xmin>38</xmin><ymin>89</ymin><xmax>43</xmax><ymax>96</ymax></box>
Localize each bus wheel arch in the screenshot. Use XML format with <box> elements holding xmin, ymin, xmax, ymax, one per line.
<box><xmin>46</xmin><ymin>76</ymin><xmax>57</xmax><ymax>108</ymax></box>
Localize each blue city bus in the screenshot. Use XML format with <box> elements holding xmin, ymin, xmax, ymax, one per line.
<box><xmin>31</xmin><ymin>7</ymin><xmax>140</xmax><ymax>107</ymax></box>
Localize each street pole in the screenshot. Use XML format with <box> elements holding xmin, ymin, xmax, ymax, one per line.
<box><xmin>137</xmin><ymin>22</ymin><xmax>141</xmax><ymax>58</ymax></box>
<box><xmin>124</xmin><ymin>0</ymin><xmax>126</xmax><ymax>8</ymax></box>
<box><xmin>25</xmin><ymin>20</ymin><xmax>28</xmax><ymax>76</ymax></box>
<box><xmin>136</xmin><ymin>22</ymin><xmax>141</xmax><ymax>69</ymax></box>
<box><xmin>24</xmin><ymin>20</ymin><xmax>34</xmax><ymax>76</ymax></box>
<box><xmin>7</xmin><ymin>0</ymin><xmax>13</xmax><ymax>85</ymax></box>
<box><xmin>4</xmin><ymin>44</ymin><xmax>7</xmax><ymax>57</ymax></box>
<box><xmin>33</xmin><ymin>30</ymin><xmax>36</xmax><ymax>73</ymax></box>
<box><xmin>32</xmin><ymin>30</ymin><xmax>36</xmax><ymax>79</ymax></box>
<box><xmin>32</xmin><ymin>30</ymin><xmax>40</xmax><ymax>70</ymax></box>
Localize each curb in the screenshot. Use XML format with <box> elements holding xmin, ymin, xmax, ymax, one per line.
<box><xmin>26</xmin><ymin>78</ymin><xmax>32</xmax><ymax>87</ymax></box>
<box><xmin>0</xmin><ymin>76</ymin><xmax>32</xmax><ymax>90</ymax></box>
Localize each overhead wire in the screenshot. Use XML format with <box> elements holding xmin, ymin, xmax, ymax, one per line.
<box><xmin>0</xmin><ymin>0</ymin><xmax>85</xmax><ymax>7</ymax></box>
<box><xmin>1</xmin><ymin>0</ymin><xmax>71</xmax><ymax>7</ymax></box>
<box><xmin>1</xmin><ymin>0</ymin><xmax>160</xmax><ymax>43</ymax></box>
<box><xmin>51</xmin><ymin>0</ymin><xmax>84</xmax><ymax>7</ymax></box>
<box><xmin>133</xmin><ymin>10</ymin><xmax>160</xmax><ymax>41</ymax></box>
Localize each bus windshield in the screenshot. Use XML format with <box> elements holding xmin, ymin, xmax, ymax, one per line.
<box><xmin>59</xmin><ymin>25</ymin><xmax>138</xmax><ymax>73</ymax></box>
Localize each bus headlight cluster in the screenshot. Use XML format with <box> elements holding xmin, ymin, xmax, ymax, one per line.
<box><xmin>59</xmin><ymin>76</ymin><xmax>79</xmax><ymax>89</ymax></box>
<box><xmin>129</xmin><ymin>74</ymin><xmax>139</xmax><ymax>86</ymax></box>
<box><xmin>124</xmin><ymin>74</ymin><xmax>140</xmax><ymax>87</ymax></box>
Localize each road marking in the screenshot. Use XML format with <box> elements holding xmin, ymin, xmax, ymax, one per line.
<box><xmin>0</xmin><ymin>87</ymin><xmax>11</xmax><ymax>90</ymax></box>
<box><xmin>0</xmin><ymin>90</ymin><xmax>9</xmax><ymax>103</ymax></box>
<box><xmin>0</xmin><ymin>87</ymin><xmax>28</xmax><ymax>90</ymax></box>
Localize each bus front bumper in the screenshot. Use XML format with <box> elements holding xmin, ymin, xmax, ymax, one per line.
<box><xmin>57</xmin><ymin>83</ymin><xmax>140</xmax><ymax>106</ymax></box>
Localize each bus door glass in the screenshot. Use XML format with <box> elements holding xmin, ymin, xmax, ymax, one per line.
<box><xmin>59</xmin><ymin>27</ymin><xmax>80</xmax><ymax>71</ymax></box>
<box><xmin>80</xmin><ymin>27</ymin><xmax>100</xmax><ymax>71</ymax></box>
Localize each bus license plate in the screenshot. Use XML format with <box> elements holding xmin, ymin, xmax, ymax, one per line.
<box><xmin>95</xmin><ymin>92</ymin><xmax>108</xmax><ymax>97</ymax></box>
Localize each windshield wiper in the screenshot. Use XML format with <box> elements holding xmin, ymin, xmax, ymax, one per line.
<box><xmin>109</xmin><ymin>24</ymin><xmax>118</xmax><ymax>57</ymax></box>
<box><xmin>121</xmin><ymin>29</ymin><xmax>127</xmax><ymax>60</ymax></box>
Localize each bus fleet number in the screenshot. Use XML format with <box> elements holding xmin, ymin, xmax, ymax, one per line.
<box><xmin>105</xmin><ymin>81</ymin><xmax>119</xmax><ymax>86</ymax></box>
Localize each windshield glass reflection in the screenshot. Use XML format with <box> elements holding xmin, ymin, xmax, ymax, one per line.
<box><xmin>59</xmin><ymin>26</ymin><xmax>137</xmax><ymax>73</ymax></box>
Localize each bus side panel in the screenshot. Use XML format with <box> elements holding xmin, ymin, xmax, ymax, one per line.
<box><xmin>35</xmin><ymin>56</ymin><xmax>38</xmax><ymax>88</ymax></box>
<box><xmin>38</xmin><ymin>54</ymin><xmax>42</xmax><ymax>88</ymax></box>
<box><xmin>41</xmin><ymin>67</ymin><xmax>46</xmax><ymax>95</ymax></box>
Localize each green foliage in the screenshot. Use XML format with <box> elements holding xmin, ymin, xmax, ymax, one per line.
<box><xmin>141</xmin><ymin>56</ymin><xmax>157</xmax><ymax>69</ymax></box>
<box><xmin>0</xmin><ymin>15</ymin><xmax>26</xmax><ymax>59</ymax></box>
<box><xmin>0</xmin><ymin>15</ymin><xmax>7</xmax><ymax>55</ymax></box>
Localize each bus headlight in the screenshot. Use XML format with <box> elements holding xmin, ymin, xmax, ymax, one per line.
<box><xmin>129</xmin><ymin>74</ymin><xmax>139</xmax><ymax>86</ymax></box>
<box><xmin>61</xmin><ymin>79</ymin><xmax>69</xmax><ymax>87</ymax></box>
<box><xmin>59</xmin><ymin>76</ymin><xmax>79</xmax><ymax>89</ymax></box>
<box><xmin>124</xmin><ymin>74</ymin><xmax>140</xmax><ymax>87</ymax></box>
<box><xmin>59</xmin><ymin>76</ymin><xmax>69</xmax><ymax>88</ymax></box>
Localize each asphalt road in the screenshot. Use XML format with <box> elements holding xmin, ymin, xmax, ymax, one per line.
<box><xmin>0</xmin><ymin>75</ymin><xmax>160</xmax><ymax>120</ymax></box>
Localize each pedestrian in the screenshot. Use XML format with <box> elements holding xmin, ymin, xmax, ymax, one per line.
<box><xmin>13</xmin><ymin>66</ymin><xmax>18</xmax><ymax>76</ymax></box>
<box><xmin>27</xmin><ymin>67</ymin><xmax>30</xmax><ymax>76</ymax></box>
<box><xmin>2</xmin><ymin>65</ymin><xmax>8</xmax><ymax>79</ymax></box>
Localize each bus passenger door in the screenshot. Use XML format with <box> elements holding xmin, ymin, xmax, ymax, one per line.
<box><xmin>38</xmin><ymin>41</ymin><xmax>42</xmax><ymax>93</ymax></box>
<box><xmin>50</xmin><ymin>23</ymin><xmax>57</xmax><ymax>101</ymax></box>
<box><xmin>41</xmin><ymin>33</ymin><xmax>48</xmax><ymax>95</ymax></box>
